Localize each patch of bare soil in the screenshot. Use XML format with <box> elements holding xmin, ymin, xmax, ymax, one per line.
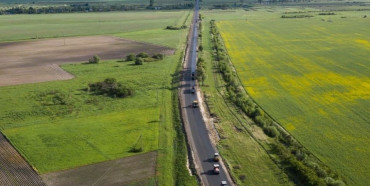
<box><xmin>251</xmin><ymin>125</ymin><xmax>268</xmax><ymax>141</ymax></box>
<box><xmin>0</xmin><ymin>132</ymin><xmax>45</xmax><ymax>186</ymax></box>
<box><xmin>0</xmin><ymin>36</ymin><xmax>174</xmax><ymax>86</ymax></box>
<box><xmin>41</xmin><ymin>151</ymin><xmax>157</xmax><ymax>186</ymax></box>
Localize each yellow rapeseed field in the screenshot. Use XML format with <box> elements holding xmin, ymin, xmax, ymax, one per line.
<box><xmin>217</xmin><ymin>12</ymin><xmax>370</xmax><ymax>185</ymax></box>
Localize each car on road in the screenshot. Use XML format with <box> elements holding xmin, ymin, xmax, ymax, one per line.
<box><xmin>192</xmin><ymin>100</ymin><xmax>199</xmax><ymax>108</ymax></box>
<box><xmin>214</xmin><ymin>152</ymin><xmax>220</xmax><ymax>162</ymax></box>
<box><xmin>221</xmin><ymin>181</ymin><xmax>227</xmax><ymax>185</ymax></box>
<box><xmin>191</xmin><ymin>71</ymin><xmax>195</xmax><ymax>80</ymax></box>
<box><xmin>213</xmin><ymin>164</ymin><xmax>220</xmax><ymax>174</ymax></box>
<box><xmin>191</xmin><ymin>86</ymin><xmax>195</xmax><ymax>94</ymax></box>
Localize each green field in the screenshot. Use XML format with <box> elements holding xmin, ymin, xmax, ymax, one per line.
<box><xmin>213</xmin><ymin>8</ymin><xmax>369</xmax><ymax>185</ymax></box>
<box><xmin>0</xmin><ymin>55</ymin><xmax>172</xmax><ymax>173</ymax></box>
<box><xmin>0</xmin><ymin>10</ymin><xmax>195</xmax><ymax>185</ymax></box>
<box><xmin>0</xmin><ymin>11</ymin><xmax>189</xmax><ymax>47</ymax></box>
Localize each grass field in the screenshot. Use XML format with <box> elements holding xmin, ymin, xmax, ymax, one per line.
<box><xmin>0</xmin><ymin>11</ymin><xmax>189</xmax><ymax>47</ymax></box>
<box><xmin>0</xmin><ymin>10</ymin><xmax>196</xmax><ymax>185</ymax></box>
<box><xmin>0</xmin><ymin>56</ymin><xmax>170</xmax><ymax>173</ymax></box>
<box><xmin>213</xmin><ymin>8</ymin><xmax>369</xmax><ymax>185</ymax></box>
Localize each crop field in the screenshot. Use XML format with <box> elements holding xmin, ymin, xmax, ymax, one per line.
<box><xmin>0</xmin><ymin>11</ymin><xmax>189</xmax><ymax>45</ymax></box>
<box><xmin>214</xmin><ymin>8</ymin><xmax>370</xmax><ymax>185</ymax></box>
<box><xmin>0</xmin><ymin>10</ymin><xmax>193</xmax><ymax>185</ymax></box>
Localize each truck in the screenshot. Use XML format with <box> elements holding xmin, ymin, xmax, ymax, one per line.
<box><xmin>213</xmin><ymin>164</ymin><xmax>220</xmax><ymax>174</ymax></box>
<box><xmin>192</xmin><ymin>100</ymin><xmax>199</xmax><ymax>108</ymax></box>
<box><xmin>214</xmin><ymin>152</ymin><xmax>220</xmax><ymax>162</ymax></box>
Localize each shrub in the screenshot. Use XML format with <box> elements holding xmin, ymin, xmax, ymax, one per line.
<box><xmin>263</xmin><ymin>126</ymin><xmax>279</xmax><ymax>138</ymax></box>
<box><xmin>129</xmin><ymin>146</ymin><xmax>143</xmax><ymax>153</ymax></box>
<box><xmin>135</xmin><ymin>57</ymin><xmax>144</xmax><ymax>65</ymax></box>
<box><xmin>255</xmin><ymin>115</ymin><xmax>266</xmax><ymax>127</ymax></box>
<box><xmin>88</xmin><ymin>78</ymin><xmax>133</xmax><ymax>98</ymax></box>
<box><xmin>152</xmin><ymin>53</ymin><xmax>164</xmax><ymax>60</ymax></box>
<box><xmin>325</xmin><ymin>177</ymin><xmax>345</xmax><ymax>186</ymax></box>
<box><xmin>88</xmin><ymin>55</ymin><xmax>100</xmax><ymax>64</ymax></box>
<box><xmin>136</xmin><ymin>52</ymin><xmax>148</xmax><ymax>58</ymax></box>
<box><xmin>199</xmin><ymin>45</ymin><xmax>203</xmax><ymax>52</ymax></box>
<box><xmin>125</xmin><ymin>54</ymin><xmax>136</xmax><ymax>61</ymax></box>
<box><xmin>239</xmin><ymin>174</ymin><xmax>247</xmax><ymax>181</ymax></box>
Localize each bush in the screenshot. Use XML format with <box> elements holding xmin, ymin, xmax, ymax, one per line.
<box><xmin>88</xmin><ymin>78</ymin><xmax>133</xmax><ymax>98</ymax></box>
<box><xmin>263</xmin><ymin>126</ymin><xmax>279</xmax><ymax>138</ymax></box>
<box><xmin>239</xmin><ymin>174</ymin><xmax>247</xmax><ymax>181</ymax></box>
<box><xmin>125</xmin><ymin>54</ymin><xmax>136</xmax><ymax>61</ymax></box>
<box><xmin>136</xmin><ymin>52</ymin><xmax>148</xmax><ymax>58</ymax></box>
<box><xmin>199</xmin><ymin>45</ymin><xmax>203</xmax><ymax>51</ymax></box>
<box><xmin>88</xmin><ymin>55</ymin><xmax>100</xmax><ymax>64</ymax></box>
<box><xmin>152</xmin><ymin>53</ymin><xmax>164</xmax><ymax>60</ymax></box>
<box><xmin>135</xmin><ymin>57</ymin><xmax>144</xmax><ymax>65</ymax></box>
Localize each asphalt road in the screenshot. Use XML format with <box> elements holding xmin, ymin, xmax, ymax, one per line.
<box><xmin>179</xmin><ymin>1</ymin><xmax>233</xmax><ymax>185</ymax></box>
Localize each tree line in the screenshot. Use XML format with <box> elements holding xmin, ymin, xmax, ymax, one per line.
<box><xmin>0</xmin><ymin>3</ymin><xmax>194</xmax><ymax>15</ymax></box>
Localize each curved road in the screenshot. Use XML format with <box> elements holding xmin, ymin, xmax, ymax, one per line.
<box><xmin>179</xmin><ymin>1</ymin><xmax>234</xmax><ymax>185</ymax></box>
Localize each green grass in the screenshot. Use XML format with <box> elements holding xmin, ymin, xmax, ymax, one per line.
<box><xmin>0</xmin><ymin>58</ymin><xmax>171</xmax><ymax>173</ymax></box>
<box><xmin>0</xmin><ymin>11</ymin><xmax>188</xmax><ymax>43</ymax></box>
<box><xmin>211</xmin><ymin>7</ymin><xmax>370</xmax><ymax>185</ymax></box>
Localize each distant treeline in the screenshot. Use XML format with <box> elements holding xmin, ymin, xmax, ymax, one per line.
<box><xmin>0</xmin><ymin>3</ymin><xmax>194</xmax><ymax>15</ymax></box>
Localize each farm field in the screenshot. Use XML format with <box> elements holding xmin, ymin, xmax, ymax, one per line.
<box><xmin>0</xmin><ymin>11</ymin><xmax>189</xmax><ymax>45</ymax></box>
<box><xmin>214</xmin><ymin>8</ymin><xmax>370</xmax><ymax>185</ymax></box>
<box><xmin>0</xmin><ymin>10</ymin><xmax>194</xmax><ymax>185</ymax></box>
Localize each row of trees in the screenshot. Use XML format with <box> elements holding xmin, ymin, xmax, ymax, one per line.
<box><xmin>0</xmin><ymin>3</ymin><xmax>194</xmax><ymax>15</ymax></box>
<box><xmin>209</xmin><ymin>19</ymin><xmax>345</xmax><ymax>185</ymax></box>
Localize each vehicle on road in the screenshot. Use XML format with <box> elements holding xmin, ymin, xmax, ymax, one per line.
<box><xmin>214</xmin><ymin>153</ymin><xmax>220</xmax><ymax>162</ymax></box>
<box><xmin>191</xmin><ymin>71</ymin><xmax>195</xmax><ymax>80</ymax></box>
<box><xmin>191</xmin><ymin>86</ymin><xmax>196</xmax><ymax>94</ymax></box>
<box><xmin>192</xmin><ymin>100</ymin><xmax>199</xmax><ymax>108</ymax></box>
<box><xmin>213</xmin><ymin>164</ymin><xmax>220</xmax><ymax>174</ymax></box>
<box><xmin>221</xmin><ymin>181</ymin><xmax>227</xmax><ymax>185</ymax></box>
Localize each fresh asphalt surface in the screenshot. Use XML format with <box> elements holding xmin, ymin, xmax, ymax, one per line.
<box><xmin>180</xmin><ymin>1</ymin><xmax>233</xmax><ymax>185</ymax></box>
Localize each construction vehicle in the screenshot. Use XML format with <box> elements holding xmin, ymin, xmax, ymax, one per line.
<box><xmin>192</xmin><ymin>100</ymin><xmax>199</xmax><ymax>108</ymax></box>
<box><xmin>214</xmin><ymin>152</ymin><xmax>220</xmax><ymax>162</ymax></box>
<box><xmin>191</xmin><ymin>86</ymin><xmax>195</xmax><ymax>94</ymax></box>
<box><xmin>213</xmin><ymin>164</ymin><xmax>220</xmax><ymax>174</ymax></box>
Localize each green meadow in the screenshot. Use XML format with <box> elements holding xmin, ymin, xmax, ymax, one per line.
<box><xmin>0</xmin><ymin>11</ymin><xmax>189</xmax><ymax>47</ymax></box>
<box><xmin>0</xmin><ymin>10</ymin><xmax>195</xmax><ymax>185</ymax></box>
<box><xmin>0</xmin><ymin>56</ymin><xmax>174</xmax><ymax>173</ymax></box>
<box><xmin>212</xmin><ymin>8</ymin><xmax>369</xmax><ymax>185</ymax></box>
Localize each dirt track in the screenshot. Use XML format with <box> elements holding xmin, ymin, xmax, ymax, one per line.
<box><xmin>41</xmin><ymin>152</ymin><xmax>157</xmax><ymax>186</ymax></box>
<box><xmin>0</xmin><ymin>36</ymin><xmax>174</xmax><ymax>86</ymax></box>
